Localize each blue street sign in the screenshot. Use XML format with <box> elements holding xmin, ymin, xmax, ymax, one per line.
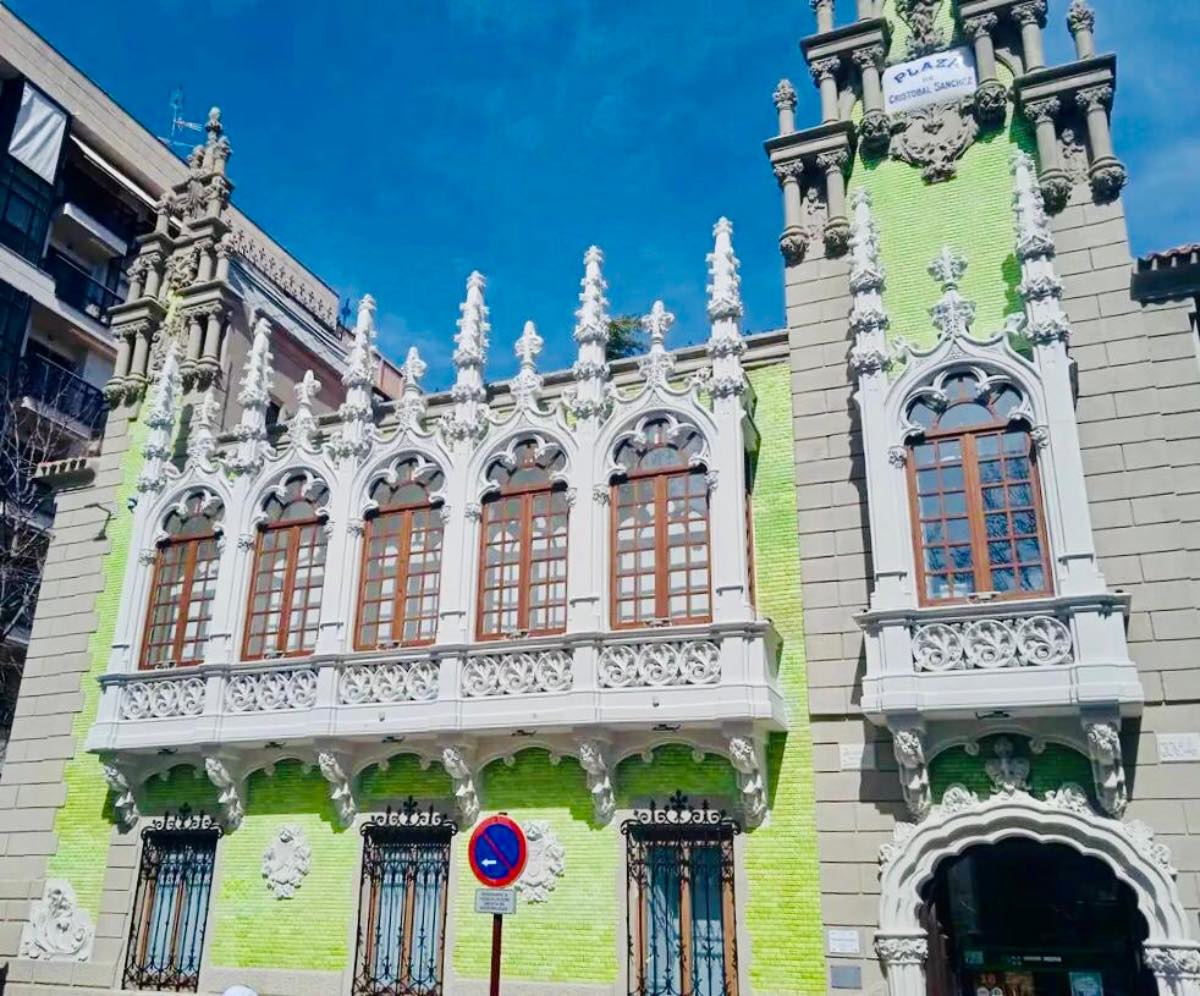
<box><xmin>469</xmin><ymin>815</ymin><xmax>527</xmax><ymax>888</ymax></box>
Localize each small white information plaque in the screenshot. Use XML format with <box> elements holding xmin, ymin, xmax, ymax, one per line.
<box><xmin>839</xmin><ymin>744</ymin><xmax>878</xmax><ymax>771</ymax></box>
<box><xmin>828</xmin><ymin>927</ymin><xmax>861</xmax><ymax>956</ymax></box>
<box><xmin>882</xmin><ymin>47</ymin><xmax>978</xmax><ymax>115</ymax></box>
<box><xmin>475</xmin><ymin>887</ymin><xmax>517</xmax><ymax>915</ymax></box>
<box><xmin>1157</xmin><ymin>733</ymin><xmax>1200</xmax><ymax>763</ymax></box>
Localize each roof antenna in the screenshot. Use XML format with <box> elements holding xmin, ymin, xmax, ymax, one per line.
<box><xmin>158</xmin><ymin>86</ymin><xmax>204</xmax><ymax>153</ymax></box>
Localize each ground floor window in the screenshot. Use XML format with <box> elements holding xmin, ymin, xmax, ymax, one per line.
<box><xmin>353</xmin><ymin>806</ymin><xmax>455</xmax><ymax>996</ymax></box>
<box><xmin>923</xmin><ymin>838</ymin><xmax>1154</xmax><ymax>996</ymax></box>
<box><xmin>623</xmin><ymin>797</ymin><xmax>740</xmax><ymax>996</ymax></box>
<box><xmin>123</xmin><ymin>811</ymin><xmax>220</xmax><ymax>992</ymax></box>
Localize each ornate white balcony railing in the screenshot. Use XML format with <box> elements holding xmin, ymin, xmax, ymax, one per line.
<box><xmin>86</xmin><ymin>621</ymin><xmax>784</xmax><ymax>758</ymax></box>
<box><xmin>857</xmin><ymin>593</ymin><xmax>1142</xmax><ymax>721</ymax></box>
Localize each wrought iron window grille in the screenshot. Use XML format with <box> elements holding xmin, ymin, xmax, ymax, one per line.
<box><xmin>122</xmin><ymin>808</ymin><xmax>221</xmax><ymax>993</ymax></box>
<box><xmin>623</xmin><ymin>793</ymin><xmax>742</xmax><ymax>996</ymax></box>
<box><xmin>353</xmin><ymin>799</ymin><xmax>456</xmax><ymax>996</ymax></box>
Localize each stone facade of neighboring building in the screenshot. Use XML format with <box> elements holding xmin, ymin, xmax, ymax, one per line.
<box><xmin>769</xmin><ymin>0</ymin><xmax>1200</xmax><ymax>993</ymax></box>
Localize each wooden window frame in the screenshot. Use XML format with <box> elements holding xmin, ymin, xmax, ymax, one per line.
<box><xmin>140</xmin><ymin>529</ymin><xmax>220</xmax><ymax>670</ymax></box>
<box><xmin>610</xmin><ymin>464</ymin><xmax>713</xmax><ymax>631</ymax></box>
<box><xmin>355</xmin><ymin>495</ymin><xmax>444</xmax><ymax>651</ymax></box>
<box><xmin>475</xmin><ymin>475</ymin><xmax>569</xmax><ymax>641</ymax></box>
<box><xmin>907</xmin><ymin>421</ymin><xmax>1054</xmax><ymax>607</ymax></box>
<box><xmin>242</xmin><ymin>511</ymin><xmax>327</xmax><ymax>661</ymax></box>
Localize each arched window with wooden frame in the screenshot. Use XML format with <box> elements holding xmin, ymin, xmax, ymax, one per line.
<box><xmin>905</xmin><ymin>370</ymin><xmax>1052</xmax><ymax>605</ymax></box>
<box><xmin>141</xmin><ymin>492</ymin><xmax>224</xmax><ymax>670</ymax></box>
<box><xmin>476</xmin><ymin>438</ymin><xmax>569</xmax><ymax>640</ymax></box>
<box><xmin>243</xmin><ymin>474</ymin><xmax>330</xmax><ymax>660</ymax></box>
<box><xmin>356</xmin><ymin>457</ymin><xmax>446</xmax><ymax>650</ymax></box>
<box><xmin>611</xmin><ymin>415</ymin><xmax>712</xmax><ymax>629</ymax></box>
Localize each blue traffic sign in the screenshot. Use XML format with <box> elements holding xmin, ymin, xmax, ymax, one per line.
<box><xmin>469</xmin><ymin>815</ymin><xmax>527</xmax><ymax>888</ymax></box>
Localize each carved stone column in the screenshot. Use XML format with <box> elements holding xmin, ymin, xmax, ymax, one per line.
<box><xmin>810</xmin><ymin>56</ymin><xmax>841</xmax><ymax>124</ymax></box>
<box><xmin>964</xmin><ymin>14</ymin><xmax>1006</xmax><ymax>126</ymax></box>
<box><xmin>1076</xmin><ymin>85</ymin><xmax>1127</xmax><ymax>201</ymax></box>
<box><xmin>1066</xmin><ymin>0</ymin><xmax>1096</xmax><ymax>60</ymax></box>
<box><xmin>811</xmin><ymin>0</ymin><xmax>835</xmax><ymax>34</ymax></box>
<box><xmin>215</xmin><ymin>237</ymin><xmax>232</xmax><ymax>282</ymax></box>
<box><xmin>817</xmin><ymin>149</ymin><xmax>850</xmax><ymax>255</ymax></box>
<box><xmin>125</xmin><ymin>259</ymin><xmax>145</xmax><ymax>302</ymax></box>
<box><xmin>184</xmin><ymin>310</ymin><xmax>205</xmax><ymax>379</ymax></box>
<box><xmin>1023</xmin><ymin>97</ymin><xmax>1071</xmax><ymax>212</ymax></box>
<box><xmin>854</xmin><ymin>46</ymin><xmax>889</xmax><ymax>153</ymax></box>
<box><xmin>875</xmin><ymin>935</ymin><xmax>928</xmax><ymax>996</ymax></box>
<box><xmin>200</xmin><ymin>306</ymin><xmax>225</xmax><ymax>382</ymax></box>
<box><xmin>142</xmin><ymin>251</ymin><xmax>165</xmax><ymax>301</ymax></box>
<box><xmin>773</xmin><ymin>79</ymin><xmax>797</xmax><ymax>136</ymax></box>
<box><xmin>1143</xmin><ymin>945</ymin><xmax>1200</xmax><ymax>996</ymax></box>
<box><xmin>774</xmin><ymin>161</ymin><xmax>807</xmax><ymax>264</ymax></box>
<box><xmin>128</xmin><ymin>322</ymin><xmax>151</xmax><ymax>386</ymax></box>
<box><xmin>1012</xmin><ymin>0</ymin><xmax>1048</xmax><ymax>72</ymax></box>
<box><xmin>195</xmin><ymin>236</ymin><xmax>216</xmax><ymax>284</ymax></box>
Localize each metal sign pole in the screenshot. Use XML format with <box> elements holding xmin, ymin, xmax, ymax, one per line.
<box><xmin>489</xmin><ymin>912</ymin><xmax>503</xmax><ymax>996</ymax></box>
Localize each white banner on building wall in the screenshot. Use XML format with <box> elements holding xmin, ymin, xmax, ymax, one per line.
<box><xmin>882</xmin><ymin>47</ymin><xmax>978</xmax><ymax>115</ymax></box>
<box><xmin>8</xmin><ymin>82</ymin><xmax>68</xmax><ymax>184</ymax></box>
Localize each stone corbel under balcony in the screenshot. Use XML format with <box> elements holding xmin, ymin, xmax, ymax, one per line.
<box><xmin>856</xmin><ymin>591</ymin><xmax>1142</xmax><ymax>723</ymax></box>
<box><xmin>1015</xmin><ymin>54</ymin><xmax>1126</xmax><ymax>206</ymax></box>
<box><xmin>84</xmin><ymin>621</ymin><xmax>785</xmax><ymax>828</ymax></box>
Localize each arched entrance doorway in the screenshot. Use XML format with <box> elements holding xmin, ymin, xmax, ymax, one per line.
<box><xmin>921</xmin><ymin>839</ymin><xmax>1154</xmax><ymax>995</ymax></box>
<box><xmin>874</xmin><ymin>789</ymin><xmax>1200</xmax><ymax>996</ymax></box>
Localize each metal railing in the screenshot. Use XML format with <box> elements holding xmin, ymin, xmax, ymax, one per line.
<box><xmin>42</xmin><ymin>250</ymin><xmax>122</xmax><ymax>323</ymax></box>
<box><xmin>18</xmin><ymin>352</ymin><xmax>107</xmax><ymax>436</ymax></box>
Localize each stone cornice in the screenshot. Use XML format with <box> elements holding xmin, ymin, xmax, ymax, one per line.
<box><xmin>763</xmin><ymin>120</ymin><xmax>855</xmax><ymax>171</ymax></box>
<box><xmin>1013</xmin><ymin>53</ymin><xmax>1116</xmax><ymax>104</ymax></box>
<box><xmin>800</xmin><ymin>17</ymin><xmax>890</xmax><ymax>65</ymax></box>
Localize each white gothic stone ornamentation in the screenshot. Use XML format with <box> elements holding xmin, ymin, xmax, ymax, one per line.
<box><xmin>510</xmin><ymin>320</ymin><xmax>546</xmax><ymax>412</ymax></box>
<box><xmin>442</xmin><ymin>745</ymin><xmax>480</xmax><ymax>826</ymax></box>
<box><xmin>338</xmin><ymin>661</ymin><xmax>439</xmax><ymax>704</ymax></box>
<box><xmin>395</xmin><ymin>346</ymin><xmax>429</xmax><ymax>433</ymax></box>
<box><xmin>928</xmin><ymin>247</ymin><xmax>976</xmax><ymax>340</ymax></box>
<box><xmin>984</xmin><ymin>737</ymin><xmax>1030</xmax><ymax>795</ymax></box>
<box><xmin>1143</xmin><ymin>945</ymin><xmax>1200</xmax><ymax>985</ymax></box>
<box><xmin>187</xmin><ymin>385</ymin><xmax>221</xmax><ymax>469</ymax></box>
<box><xmin>1125</xmin><ymin>819</ymin><xmax>1176</xmax><ymax>877</ymax></box>
<box><xmin>205</xmin><ymin>756</ymin><xmax>246</xmax><ymax>830</ymax></box>
<box><xmin>938</xmin><ymin>784</ymin><xmax>980</xmax><ymax>815</ymax></box>
<box><xmin>262</xmin><ymin>825</ymin><xmax>312</xmax><ymax>899</ymax></box>
<box><xmin>317</xmin><ymin>751</ymin><xmax>357</xmax><ymax>828</ymax></box>
<box><xmin>515</xmin><ymin>821</ymin><xmax>566</xmax><ymax>903</ymax></box>
<box><xmin>19</xmin><ymin>879</ymin><xmax>96</xmax><ymax>962</ymax></box>
<box><xmin>878</xmin><ymin>820</ymin><xmax>919</xmax><ymax>867</ymax></box>
<box><xmin>639</xmin><ymin>300</ymin><xmax>677</xmax><ymax>390</ymax></box>
<box><xmin>577</xmin><ymin>739</ymin><xmax>615</xmax><ymax>825</ymax></box>
<box><xmin>890</xmin><ymin>99</ymin><xmax>979</xmax><ymax>182</ymax></box>
<box><xmin>102</xmin><ymin>762</ymin><xmax>140</xmax><ymax>829</ymax></box>
<box><xmin>874</xmin><ymin>934</ymin><xmax>929</xmax><ymax>966</ymax></box>
<box><xmin>564</xmin><ymin>246</ymin><xmax>613</xmax><ymax>421</ymax></box>
<box><xmin>290</xmin><ymin>370</ymin><xmax>322</xmax><ymax>452</ymax></box>
<box><xmin>226</xmin><ymin>315</ymin><xmax>276</xmax><ymax>476</ymax></box>
<box><xmin>329</xmin><ymin>295</ymin><xmax>380</xmax><ymax>462</ymax></box>
<box><xmin>911</xmin><ymin>615</ymin><xmax>1073</xmax><ymax>671</ymax></box>
<box><xmin>1043</xmin><ymin>782</ymin><xmax>1093</xmax><ymax>815</ymax></box>
<box><xmin>597</xmin><ymin>640</ymin><xmax>721</xmax><ymax>688</ymax></box>
<box><xmin>120</xmin><ymin>677</ymin><xmax>207</xmax><ymax>719</ymax></box>
<box><xmin>1084</xmin><ymin>720</ymin><xmax>1128</xmax><ymax>817</ymax></box>
<box><xmin>442</xmin><ymin>272</ymin><xmax>491</xmax><ymax>444</ymax></box>
<box><xmin>705</xmin><ymin>218</ymin><xmax>747</xmax><ymax>399</ymax></box>
<box><xmin>225</xmin><ymin>668</ymin><xmax>319</xmax><ymax>713</ymax></box>
<box><xmin>461</xmin><ymin>651</ymin><xmax>573</xmax><ymax>697</ymax></box>
<box><xmin>892</xmin><ymin>728</ymin><xmax>931</xmax><ymax>819</ymax></box>
<box><xmin>136</xmin><ymin>341</ymin><xmax>181</xmax><ymax>495</ymax></box>
<box><xmin>728</xmin><ymin>736</ymin><xmax>767</xmax><ymax>827</ymax></box>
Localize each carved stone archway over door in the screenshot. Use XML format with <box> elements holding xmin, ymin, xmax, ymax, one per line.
<box><xmin>875</xmin><ymin>788</ymin><xmax>1200</xmax><ymax>996</ymax></box>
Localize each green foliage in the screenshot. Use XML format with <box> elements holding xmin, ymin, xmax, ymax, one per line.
<box><xmin>605</xmin><ymin>314</ymin><xmax>645</xmax><ymax>360</ymax></box>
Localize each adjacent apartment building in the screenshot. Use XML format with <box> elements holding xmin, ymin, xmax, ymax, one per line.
<box><xmin>1</xmin><ymin>1</ymin><xmax>1199</xmax><ymax>996</ymax></box>
<box><xmin>0</xmin><ymin>6</ymin><xmax>378</xmax><ymax>762</ymax></box>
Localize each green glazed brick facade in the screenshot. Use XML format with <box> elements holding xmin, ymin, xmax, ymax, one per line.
<box><xmin>928</xmin><ymin>734</ymin><xmax>1095</xmax><ymax>804</ymax></box>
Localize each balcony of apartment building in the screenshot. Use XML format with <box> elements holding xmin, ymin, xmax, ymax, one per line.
<box><xmin>13</xmin><ymin>341</ymin><xmax>106</xmax><ymax>440</ymax></box>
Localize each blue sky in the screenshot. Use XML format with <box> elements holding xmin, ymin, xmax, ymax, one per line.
<box><xmin>11</xmin><ymin>1</ymin><xmax>1199</xmax><ymax>387</ymax></box>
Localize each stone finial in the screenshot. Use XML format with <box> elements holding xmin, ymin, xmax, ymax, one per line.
<box><xmin>396</xmin><ymin>346</ymin><xmax>428</xmax><ymax>433</ymax></box>
<box><xmin>772</xmin><ymin>79</ymin><xmax>797</xmax><ymax>111</ymax></box>
<box><xmin>187</xmin><ymin>385</ymin><xmax>221</xmax><ymax>469</ymax></box>
<box><xmin>928</xmin><ymin>248</ymin><xmax>976</xmax><ymax>340</ymax></box>
<box><xmin>565</xmin><ymin>245</ymin><xmax>613</xmax><ymax>421</ymax></box>
<box><xmin>706</xmin><ymin>218</ymin><xmax>747</xmax><ymax>399</ymax></box>
<box><xmin>847</xmin><ymin>189</ymin><xmax>890</xmax><ymax>372</ymax></box>
<box><xmin>707</xmin><ymin>217</ymin><xmax>743</xmax><ymax>322</ymax></box>
<box><xmin>638</xmin><ymin>299</ymin><xmax>676</xmax><ymax>390</ymax></box>
<box><xmin>227</xmin><ymin>315</ymin><xmax>275</xmax><ymax>475</ymax></box>
<box><xmin>290</xmin><ymin>370</ymin><xmax>322</xmax><ymax>452</ymax></box>
<box><xmin>1012</xmin><ymin>152</ymin><xmax>1071</xmax><ymax>346</ymax></box>
<box><xmin>1067</xmin><ymin>0</ymin><xmax>1095</xmax><ymax>33</ymax></box>
<box><xmin>1012</xmin><ymin>151</ymin><xmax>1056</xmax><ymax>261</ymax></box>
<box><xmin>137</xmin><ymin>342</ymin><xmax>181</xmax><ymax>495</ymax></box>
<box><xmin>443</xmin><ymin>272</ymin><xmax>491</xmax><ymax>444</ymax></box>
<box><xmin>511</xmin><ymin>320</ymin><xmax>545</xmax><ymax>411</ymax></box>
<box><xmin>329</xmin><ymin>295</ymin><xmax>379</xmax><ymax>462</ymax></box>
